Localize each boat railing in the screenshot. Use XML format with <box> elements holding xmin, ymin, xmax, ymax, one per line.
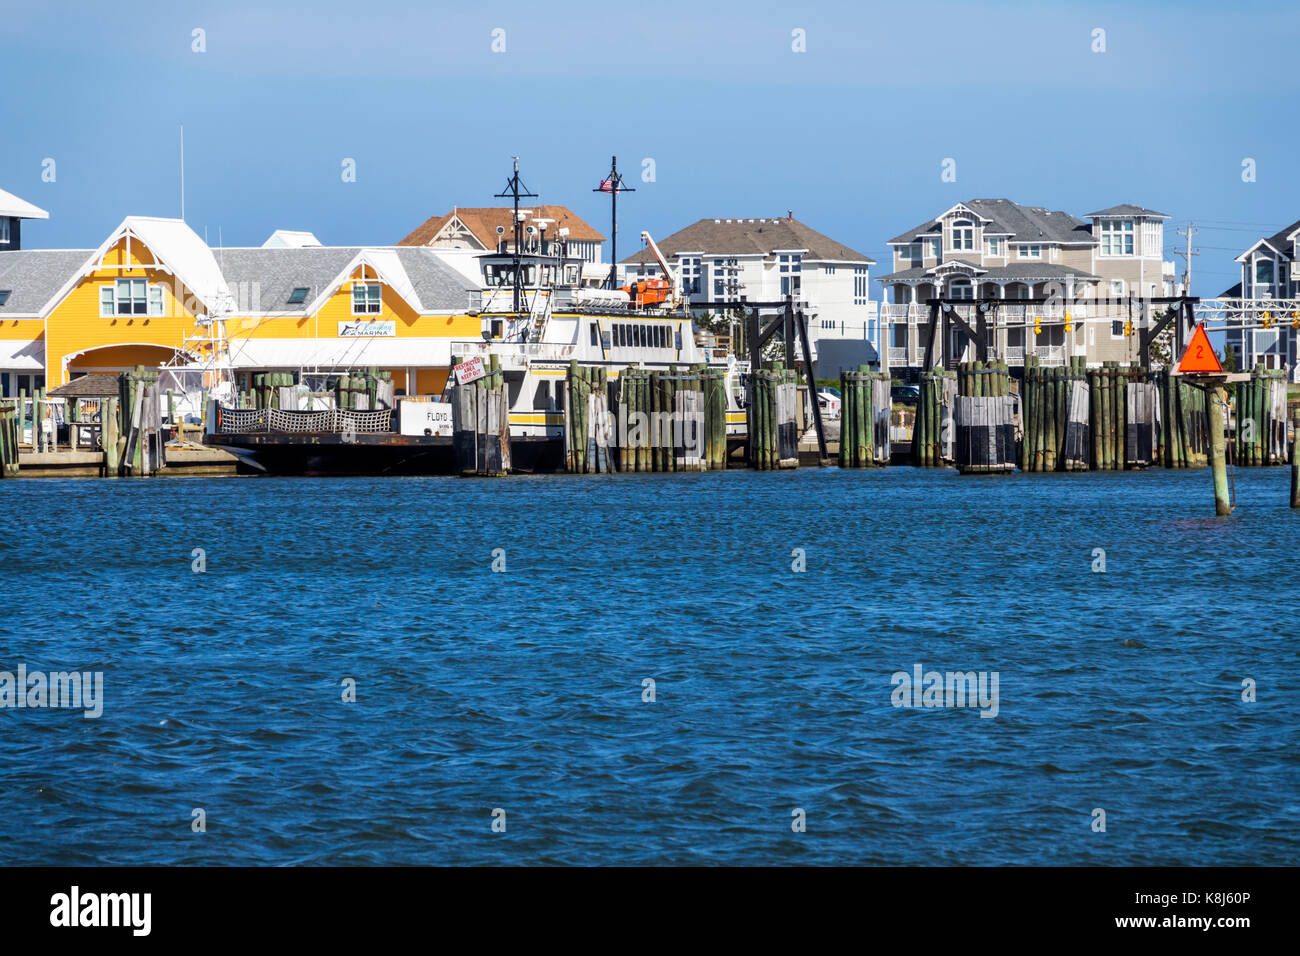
<box><xmin>451</xmin><ymin>340</ymin><xmax>578</xmax><ymax>362</ymax></box>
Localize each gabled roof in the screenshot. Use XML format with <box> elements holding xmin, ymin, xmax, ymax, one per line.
<box><xmin>0</xmin><ymin>187</ymin><xmax>49</xmax><ymax>220</ymax></box>
<box><xmin>888</xmin><ymin>199</ymin><xmax>1094</xmax><ymax>246</ymax></box>
<box><xmin>262</xmin><ymin>230</ymin><xmax>322</xmax><ymax>248</ymax></box>
<box><xmin>47</xmin><ymin>217</ymin><xmax>236</xmax><ymax>316</ymax></box>
<box><xmin>398</xmin><ymin>205</ymin><xmax>605</xmax><ymax>247</ymax></box>
<box><xmin>620</xmin><ymin>217</ymin><xmax>874</xmax><ymax>264</ymax></box>
<box><xmin>1236</xmin><ymin>218</ymin><xmax>1300</xmax><ymax>260</ymax></box>
<box><xmin>1234</xmin><ymin>237</ymin><xmax>1289</xmax><ymax>263</ymax></box>
<box><xmin>214</xmin><ymin>245</ymin><xmax>477</xmax><ymax>314</ymax></box>
<box><xmin>1085</xmin><ymin>204</ymin><xmax>1168</xmax><ymax>219</ymax></box>
<box><xmin>0</xmin><ymin>249</ymin><xmax>94</xmax><ymax>315</ymax></box>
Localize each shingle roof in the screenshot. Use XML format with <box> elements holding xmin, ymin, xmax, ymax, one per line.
<box><xmin>876</xmin><ymin>262</ymin><xmax>1099</xmax><ymax>284</ymax></box>
<box><xmin>398</xmin><ymin>205</ymin><xmax>604</xmax><ymax>247</ymax></box>
<box><xmin>48</xmin><ymin>373</ymin><xmax>120</xmax><ymax>397</ymax></box>
<box><xmin>213</xmin><ymin>247</ymin><xmax>478</xmax><ymax>313</ymax></box>
<box><xmin>1085</xmin><ymin>204</ymin><xmax>1168</xmax><ymax>218</ymax></box>
<box><xmin>888</xmin><ymin>199</ymin><xmax>1094</xmax><ymax>246</ymax></box>
<box><xmin>0</xmin><ymin>187</ymin><xmax>49</xmax><ymax>220</ymax></box>
<box><xmin>0</xmin><ymin>249</ymin><xmax>93</xmax><ymax>315</ymax></box>
<box><xmin>620</xmin><ymin>217</ymin><xmax>874</xmax><ymax>265</ymax></box>
<box><xmin>1261</xmin><ymin>218</ymin><xmax>1300</xmax><ymax>256</ymax></box>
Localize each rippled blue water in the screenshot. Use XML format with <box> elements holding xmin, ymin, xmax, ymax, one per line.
<box><xmin>1</xmin><ymin>468</ymin><xmax>1296</xmax><ymax>865</ymax></box>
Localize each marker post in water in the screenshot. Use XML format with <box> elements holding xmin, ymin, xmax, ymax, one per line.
<box><xmin>1175</xmin><ymin>324</ymin><xmax>1236</xmax><ymax>516</ymax></box>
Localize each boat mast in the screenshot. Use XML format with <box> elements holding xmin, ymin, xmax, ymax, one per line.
<box><xmin>595</xmin><ymin>156</ymin><xmax>634</xmax><ymax>290</ymax></box>
<box><xmin>495</xmin><ymin>157</ymin><xmax>537</xmax><ymax>314</ymax></box>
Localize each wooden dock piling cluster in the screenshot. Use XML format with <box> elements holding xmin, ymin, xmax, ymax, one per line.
<box><xmin>614</xmin><ymin>365</ymin><xmax>721</xmax><ymax>472</ymax></box>
<box><xmin>1153</xmin><ymin>366</ymin><xmax>1208</xmax><ymax>468</ymax></box>
<box><xmin>1089</xmin><ymin>362</ymin><xmax>1142</xmax><ymax>471</ymax></box>
<box><xmin>565</xmin><ymin>361</ymin><xmax>614</xmax><ymax>473</ymax></box>
<box><xmin>451</xmin><ymin>354</ymin><xmax>510</xmax><ymax>476</ymax></box>
<box><xmin>1234</xmin><ymin>365</ymin><xmax>1288</xmax><ymax>465</ymax></box>
<box><xmin>838</xmin><ymin>366</ymin><xmax>891</xmax><ymax>467</ymax></box>
<box><xmin>914</xmin><ymin>368</ymin><xmax>956</xmax><ymax>466</ymax></box>
<box><xmin>1022</xmin><ymin>357</ymin><xmax>1086</xmax><ymax>471</ymax></box>
<box><xmin>118</xmin><ymin>366</ymin><xmax>165</xmax><ymax>477</ymax></box>
<box><xmin>0</xmin><ymin>402</ymin><xmax>19</xmax><ymax>477</ymax></box>
<box><xmin>748</xmin><ymin>364</ymin><xmax>799</xmax><ymax>470</ymax></box>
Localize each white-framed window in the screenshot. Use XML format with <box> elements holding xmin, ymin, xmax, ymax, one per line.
<box><xmin>1110</xmin><ymin>279</ymin><xmax>1126</xmax><ymax>298</ymax></box>
<box><xmin>778</xmin><ymin>253</ymin><xmax>802</xmax><ymax>297</ymax></box>
<box><xmin>923</xmin><ymin>237</ymin><xmax>940</xmax><ymax>259</ymax></box>
<box><xmin>948</xmin><ymin>278</ymin><xmax>973</xmax><ymax>299</ymax></box>
<box><xmin>984</xmin><ymin>237</ymin><xmax>1002</xmax><ymax>256</ymax></box>
<box><xmin>901</xmin><ymin>243</ymin><xmax>922</xmax><ymax>263</ymax></box>
<box><xmin>1255</xmin><ymin>258</ymin><xmax>1274</xmax><ymax>285</ymax></box>
<box><xmin>351</xmin><ymin>282</ymin><xmax>382</xmax><ymax>314</ymax></box>
<box><xmin>0</xmin><ymin>219</ymin><xmax>9</xmax><ymax>244</ymax></box>
<box><xmin>712</xmin><ymin>258</ymin><xmax>739</xmax><ymax>299</ymax></box>
<box><xmin>1100</xmin><ymin>219</ymin><xmax>1135</xmax><ymax>256</ymax></box>
<box><xmin>679</xmin><ymin>256</ymin><xmax>701</xmax><ymax>294</ymax></box>
<box><xmin>1018</xmin><ymin>244</ymin><xmax>1042</xmax><ymax>260</ymax></box>
<box><xmin>100</xmin><ymin>278</ymin><xmax>164</xmax><ymax>317</ymax></box>
<box><xmin>949</xmin><ymin>219</ymin><xmax>974</xmax><ymax>251</ymax></box>
<box><xmin>853</xmin><ymin>266</ymin><xmax>868</xmax><ymax>305</ymax></box>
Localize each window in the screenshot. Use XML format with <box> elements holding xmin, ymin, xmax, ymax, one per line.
<box><xmin>949</xmin><ymin>278</ymin><xmax>973</xmax><ymax>300</ymax></box>
<box><xmin>949</xmin><ymin>219</ymin><xmax>974</xmax><ymax>251</ymax></box>
<box><xmin>590</xmin><ymin>323</ymin><xmax>599</xmax><ymax>346</ymax></box>
<box><xmin>1255</xmin><ymin>259</ymin><xmax>1274</xmax><ymax>284</ymax></box>
<box><xmin>288</xmin><ymin>287</ymin><xmax>309</xmax><ymax>305</ymax></box>
<box><xmin>533</xmin><ymin>380</ymin><xmax>551</xmax><ymax>410</ymax></box>
<box><xmin>824</xmin><ymin>265</ymin><xmax>836</xmax><ymax>275</ymax></box>
<box><xmin>712</xmin><ymin>258</ymin><xmax>738</xmax><ymax>299</ymax></box>
<box><xmin>853</xmin><ymin>267</ymin><xmax>868</xmax><ymax>306</ymax></box>
<box><xmin>985</xmin><ymin>237</ymin><xmax>1003</xmax><ymax>256</ymax></box>
<box><xmin>891</xmin><ymin>323</ymin><xmax>908</xmax><ymax>347</ymax></box>
<box><xmin>0</xmin><ymin>219</ymin><xmax>9</xmax><ymax>244</ymax></box>
<box><xmin>100</xmin><ymin>278</ymin><xmax>164</xmax><ymax>317</ymax></box>
<box><xmin>778</xmin><ymin>253</ymin><xmax>802</xmax><ymax>296</ymax></box>
<box><xmin>923</xmin><ymin>238</ymin><xmax>940</xmax><ymax>259</ymax></box>
<box><xmin>679</xmin><ymin>257</ymin><xmax>701</xmax><ymax>295</ymax></box>
<box><xmin>1007</xmin><ymin>327</ymin><xmax>1024</xmax><ymax>348</ymax></box>
<box><xmin>0</xmin><ymin>290</ymin><xmax>10</xmax><ymax>306</ymax></box>
<box><xmin>1100</xmin><ymin>219</ymin><xmax>1134</xmax><ymax>256</ymax></box>
<box><xmin>1018</xmin><ymin>245</ymin><xmax>1042</xmax><ymax>259</ymax></box>
<box><xmin>352</xmin><ymin>282</ymin><xmax>381</xmax><ymax>314</ymax></box>
<box><xmin>1110</xmin><ymin>280</ymin><xmax>1126</xmax><ymax>299</ymax></box>
<box><xmin>1111</xmin><ymin>319</ymin><xmax>1125</xmax><ymax>338</ymax></box>
<box><xmin>900</xmin><ymin>243</ymin><xmax>922</xmax><ymax>263</ymax></box>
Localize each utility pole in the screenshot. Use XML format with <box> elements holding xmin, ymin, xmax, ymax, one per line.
<box><xmin>1175</xmin><ymin>224</ymin><xmax>1199</xmax><ymax>296</ymax></box>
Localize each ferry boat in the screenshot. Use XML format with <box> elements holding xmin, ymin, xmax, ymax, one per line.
<box><xmin>205</xmin><ymin>160</ymin><xmax>750</xmax><ymax>475</ymax></box>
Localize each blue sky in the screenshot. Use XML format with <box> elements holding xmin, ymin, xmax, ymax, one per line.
<box><xmin>3</xmin><ymin>0</ymin><xmax>1298</xmax><ymax>296</ymax></box>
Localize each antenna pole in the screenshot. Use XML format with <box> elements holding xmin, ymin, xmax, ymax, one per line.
<box><xmin>496</xmin><ymin>156</ymin><xmax>538</xmax><ymax>314</ymax></box>
<box><xmin>594</xmin><ymin>156</ymin><xmax>634</xmax><ymax>290</ymax></box>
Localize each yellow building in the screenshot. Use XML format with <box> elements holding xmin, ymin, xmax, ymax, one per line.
<box><xmin>0</xmin><ymin>216</ymin><xmax>482</xmax><ymax>403</ymax></box>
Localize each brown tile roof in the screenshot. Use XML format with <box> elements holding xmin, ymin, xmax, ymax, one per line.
<box><xmin>397</xmin><ymin>205</ymin><xmax>605</xmax><ymax>247</ymax></box>
<box><xmin>620</xmin><ymin>217</ymin><xmax>874</xmax><ymax>264</ymax></box>
<box><xmin>48</xmin><ymin>374</ymin><xmax>120</xmax><ymax>398</ymax></box>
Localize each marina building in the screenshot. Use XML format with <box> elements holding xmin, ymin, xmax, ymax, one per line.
<box><xmin>619</xmin><ymin>214</ymin><xmax>879</xmax><ymax>375</ymax></box>
<box><xmin>0</xmin><ymin>214</ymin><xmax>480</xmax><ymax>406</ymax></box>
<box><xmin>877</xmin><ymin>200</ymin><xmax>1178</xmax><ymax>369</ymax></box>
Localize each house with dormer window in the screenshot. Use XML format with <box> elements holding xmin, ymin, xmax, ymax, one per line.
<box><xmin>1219</xmin><ymin>217</ymin><xmax>1300</xmax><ymax>377</ymax></box>
<box><xmin>877</xmin><ymin>199</ymin><xmax>1177</xmax><ymax>369</ymax></box>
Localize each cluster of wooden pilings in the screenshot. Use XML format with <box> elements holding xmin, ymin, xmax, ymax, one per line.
<box><xmin>117</xmin><ymin>366</ymin><xmax>165</xmax><ymax>477</ymax></box>
<box><xmin>1023</xmin><ymin>357</ymin><xmax>1086</xmax><ymax>471</ymax></box>
<box><xmin>565</xmin><ymin>361</ymin><xmax>614</xmax><ymax>473</ymax></box>
<box><xmin>914</xmin><ymin>368</ymin><xmax>957</xmax><ymax>466</ymax></box>
<box><xmin>749</xmin><ymin>364</ymin><xmax>799</xmax><ymax>470</ymax></box>
<box><xmin>1234</xmin><ymin>366</ymin><xmax>1289</xmax><ymax>465</ymax></box>
<box><xmin>1153</xmin><ymin>366</ymin><xmax>1208</xmax><ymax>469</ymax></box>
<box><xmin>451</xmin><ymin>354</ymin><xmax>510</xmax><ymax>477</ymax></box>
<box><xmin>613</xmin><ymin>365</ymin><xmax>724</xmax><ymax>472</ymax></box>
<box><xmin>0</xmin><ymin>403</ymin><xmax>19</xmax><ymax>477</ymax></box>
<box><xmin>838</xmin><ymin>366</ymin><xmax>890</xmax><ymax>467</ymax></box>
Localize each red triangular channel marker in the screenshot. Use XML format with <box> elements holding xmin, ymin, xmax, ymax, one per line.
<box><xmin>1177</xmin><ymin>323</ymin><xmax>1223</xmax><ymax>374</ymax></box>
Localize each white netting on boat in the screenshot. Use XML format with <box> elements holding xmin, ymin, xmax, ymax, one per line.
<box><xmin>218</xmin><ymin>407</ymin><xmax>392</xmax><ymax>433</ymax></box>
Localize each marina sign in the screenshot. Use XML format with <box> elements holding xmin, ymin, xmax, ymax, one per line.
<box><xmin>454</xmin><ymin>357</ymin><xmax>487</xmax><ymax>385</ymax></box>
<box><xmin>338</xmin><ymin>320</ymin><xmax>396</xmax><ymax>338</ymax></box>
